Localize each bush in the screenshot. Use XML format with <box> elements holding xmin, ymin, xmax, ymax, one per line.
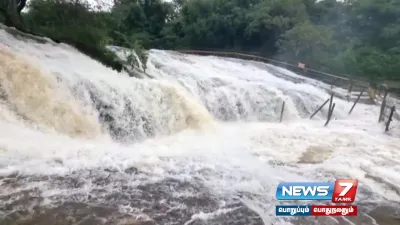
<box><xmin>23</xmin><ymin>0</ymin><xmax>123</xmax><ymax>71</ymax></box>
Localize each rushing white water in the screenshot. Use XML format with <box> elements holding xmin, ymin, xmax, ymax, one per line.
<box><xmin>0</xmin><ymin>28</ymin><xmax>399</xmax><ymax>225</ymax></box>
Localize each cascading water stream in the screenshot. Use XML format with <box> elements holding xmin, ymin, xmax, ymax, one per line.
<box><xmin>0</xmin><ymin>28</ymin><xmax>399</xmax><ymax>225</ymax></box>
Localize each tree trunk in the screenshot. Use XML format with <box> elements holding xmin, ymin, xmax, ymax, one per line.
<box><xmin>2</xmin><ymin>0</ymin><xmax>24</xmax><ymax>30</ymax></box>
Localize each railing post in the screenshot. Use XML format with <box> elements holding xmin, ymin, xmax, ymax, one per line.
<box><xmin>385</xmin><ymin>106</ymin><xmax>395</xmax><ymax>132</ymax></box>
<box><xmin>379</xmin><ymin>99</ymin><xmax>386</xmax><ymax>122</ymax></box>
<box><xmin>379</xmin><ymin>89</ymin><xmax>389</xmax><ymax>122</ymax></box>
<box><xmin>280</xmin><ymin>101</ymin><xmax>285</xmax><ymax>122</ymax></box>
<box><xmin>179</xmin><ymin>50</ymin><xmax>370</xmax><ymax>97</ymax></box>
<box><xmin>347</xmin><ymin>80</ymin><xmax>354</xmax><ymax>101</ymax></box>
<box><xmin>328</xmin><ymin>92</ymin><xmax>334</xmax><ymax>115</ymax></box>
<box><xmin>310</xmin><ymin>98</ymin><xmax>329</xmax><ymax>119</ymax></box>
<box><xmin>349</xmin><ymin>88</ymin><xmax>365</xmax><ymax>115</ymax></box>
<box><xmin>324</xmin><ymin>103</ymin><xmax>336</xmax><ymax>127</ymax></box>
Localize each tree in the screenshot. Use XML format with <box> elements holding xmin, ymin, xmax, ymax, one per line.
<box><xmin>23</xmin><ymin>0</ymin><xmax>124</xmax><ymax>71</ymax></box>
<box><xmin>277</xmin><ymin>21</ymin><xmax>333</xmax><ymax>68</ymax></box>
<box><xmin>1</xmin><ymin>0</ymin><xmax>398</xmax><ymax>83</ymax></box>
<box><xmin>0</xmin><ymin>0</ymin><xmax>27</xmax><ymax>29</ymax></box>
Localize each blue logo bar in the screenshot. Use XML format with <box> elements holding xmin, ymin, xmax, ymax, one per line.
<box><xmin>276</xmin><ymin>182</ymin><xmax>334</xmax><ymax>200</ymax></box>
<box><xmin>276</xmin><ymin>205</ymin><xmax>311</xmax><ymax>216</ymax></box>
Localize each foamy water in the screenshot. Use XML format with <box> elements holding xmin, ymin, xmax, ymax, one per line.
<box><xmin>0</xmin><ymin>28</ymin><xmax>399</xmax><ymax>225</ymax></box>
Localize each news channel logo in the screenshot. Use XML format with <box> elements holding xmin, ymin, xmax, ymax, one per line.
<box><xmin>275</xmin><ymin>179</ymin><xmax>359</xmax><ymax>217</ymax></box>
<box><xmin>276</xmin><ymin>179</ymin><xmax>358</xmax><ymax>203</ymax></box>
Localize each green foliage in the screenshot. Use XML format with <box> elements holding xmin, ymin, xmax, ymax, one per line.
<box><xmin>109</xmin><ymin>0</ymin><xmax>174</xmax><ymax>49</ymax></box>
<box><xmin>277</xmin><ymin>22</ymin><xmax>333</xmax><ymax>64</ymax></box>
<box><xmin>132</xmin><ymin>41</ymin><xmax>149</xmax><ymax>72</ymax></box>
<box><xmin>161</xmin><ymin>0</ymin><xmax>400</xmax><ymax>82</ymax></box>
<box><xmin>1</xmin><ymin>0</ymin><xmax>399</xmax><ymax>82</ymax></box>
<box><xmin>112</xmin><ymin>30</ymin><xmax>149</xmax><ymax>73</ymax></box>
<box><xmin>22</xmin><ymin>0</ymin><xmax>123</xmax><ymax>71</ymax></box>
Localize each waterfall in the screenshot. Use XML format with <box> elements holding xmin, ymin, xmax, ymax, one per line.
<box><xmin>0</xmin><ymin>28</ymin><xmax>399</xmax><ymax>225</ymax></box>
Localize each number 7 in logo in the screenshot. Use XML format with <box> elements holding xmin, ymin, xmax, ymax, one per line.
<box><xmin>332</xmin><ymin>179</ymin><xmax>358</xmax><ymax>203</ymax></box>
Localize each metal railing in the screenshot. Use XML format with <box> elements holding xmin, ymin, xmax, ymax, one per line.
<box><xmin>179</xmin><ymin>50</ymin><xmax>396</xmax><ymax>131</ymax></box>
<box><xmin>378</xmin><ymin>84</ymin><xmax>396</xmax><ymax>132</ymax></box>
<box><xmin>178</xmin><ymin>50</ymin><xmax>368</xmax><ymax>85</ymax></box>
<box><xmin>177</xmin><ymin>50</ymin><xmax>371</xmax><ymax>99</ymax></box>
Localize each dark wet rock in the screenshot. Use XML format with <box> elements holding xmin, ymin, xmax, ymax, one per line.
<box><xmin>124</xmin><ymin>167</ymin><xmax>139</xmax><ymax>174</ymax></box>
<box><xmin>285</xmin><ymin>203</ymin><xmax>400</xmax><ymax>225</ymax></box>
<box><xmin>104</xmin><ymin>168</ymin><xmax>119</xmax><ymax>173</ymax></box>
<box><xmin>367</xmin><ymin>206</ymin><xmax>400</xmax><ymax>225</ymax></box>
<box><xmin>0</xmin><ymin>169</ymin><xmax>264</xmax><ymax>225</ymax></box>
<box><xmin>4</xmin><ymin>169</ymin><xmax>399</xmax><ymax>225</ymax></box>
<box><xmin>1</xmin><ymin>202</ymin><xmax>155</xmax><ymax>225</ymax></box>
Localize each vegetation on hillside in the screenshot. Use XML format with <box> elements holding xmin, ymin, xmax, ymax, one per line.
<box><xmin>0</xmin><ymin>0</ymin><xmax>399</xmax><ymax>83</ymax></box>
